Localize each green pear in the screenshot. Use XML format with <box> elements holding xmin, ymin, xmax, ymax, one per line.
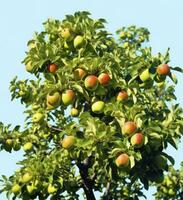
<box><xmin>139</xmin><ymin>69</ymin><xmax>150</xmax><ymax>82</ymax></box>
<box><xmin>91</xmin><ymin>101</ymin><xmax>105</xmax><ymax>114</ymax></box>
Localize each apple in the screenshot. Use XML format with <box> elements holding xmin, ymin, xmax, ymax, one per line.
<box><xmin>139</xmin><ymin>69</ymin><xmax>150</xmax><ymax>82</ymax></box>
<box><xmin>22</xmin><ymin>173</ymin><xmax>32</xmax><ymax>183</ymax></box>
<box><xmin>47</xmin><ymin>92</ymin><xmax>61</xmax><ymax>107</ymax></box>
<box><xmin>71</xmin><ymin>108</ymin><xmax>79</xmax><ymax>117</ymax></box>
<box><xmin>130</xmin><ymin>133</ymin><xmax>144</xmax><ymax>147</ymax></box>
<box><xmin>47</xmin><ymin>184</ymin><xmax>57</xmax><ymax>194</ymax></box>
<box><xmin>115</xmin><ymin>153</ymin><xmax>129</xmax><ymax>167</ymax></box>
<box><xmin>26</xmin><ymin>62</ymin><xmax>34</xmax><ymax>73</ymax></box>
<box><xmin>98</xmin><ymin>73</ymin><xmax>110</xmax><ymax>85</ymax></box>
<box><xmin>84</xmin><ymin>75</ymin><xmax>98</xmax><ymax>91</ymax></box>
<box><xmin>32</xmin><ymin>113</ymin><xmax>44</xmax><ymax>123</ymax></box>
<box><xmin>6</xmin><ymin>139</ymin><xmax>13</xmax><ymax>147</ymax></box>
<box><xmin>23</xmin><ymin>142</ymin><xmax>33</xmax><ymax>151</ymax></box>
<box><xmin>11</xmin><ymin>184</ymin><xmax>21</xmax><ymax>194</ymax></box>
<box><xmin>91</xmin><ymin>101</ymin><xmax>105</xmax><ymax>114</ymax></box>
<box><xmin>61</xmin><ymin>28</ymin><xmax>71</xmax><ymax>40</ymax></box>
<box><xmin>153</xmin><ymin>155</ymin><xmax>167</xmax><ymax>169</ymax></box>
<box><xmin>116</xmin><ymin>91</ymin><xmax>128</xmax><ymax>101</ymax></box>
<box><xmin>47</xmin><ymin>63</ymin><xmax>57</xmax><ymax>73</ymax></box>
<box><xmin>61</xmin><ymin>136</ymin><xmax>75</xmax><ymax>149</ymax></box>
<box><xmin>74</xmin><ymin>35</ymin><xmax>84</xmax><ymax>48</ymax></box>
<box><xmin>74</xmin><ymin>68</ymin><xmax>86</xmax><ymax>80</ymax></box>
<box><xmin>62</xmin><ymin>90</ymin><xmax>75</xmax><ymax>105</ymax></box>
<box><xmin>122</xmin><ymin>121</ymin><xmax>137</xmax><ymax>135</ymax></box>
<box><xmin>157</xmin><ymin>64</ymin><xmax>170</xmax><ymax>75</ymax></box>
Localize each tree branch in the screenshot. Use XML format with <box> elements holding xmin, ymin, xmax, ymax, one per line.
<box><xmin>77</xmin><ymin>156</ymin><xmax>96</xmax><ymax>200</ymax></box>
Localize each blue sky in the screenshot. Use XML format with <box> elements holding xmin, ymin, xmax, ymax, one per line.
<box><xmin>0</xmin><ymin>0</ymin><xmax>183</xmax><ymax>199</ymax></box>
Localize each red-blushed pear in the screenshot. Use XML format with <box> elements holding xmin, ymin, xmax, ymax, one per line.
<box><xmin>139</xmin><ymin>69</ymin><xmax>150</xmax><ymax>82</ymax></box>
<box><xmin>71</xmin><ymin>108</ymin><xmax>79</xmax><ymax>117</ymax></box>
<box><xmin>91</xmin><ymin>101</ymin><xmax>105</xmax><ymax>114</ymax></box>
<box><xmin>157</xmin><ymin>64</ymin><xmax>170</xmax><ymax>75</ymax></box>
<box><xmin>61</xmin><ymin>136</ymin><xmax>75</xmax><ymax>149</ymax></box>
<box><xmin>74</xmin><ymin>35</ymin><xmax>84</xmax><ymax>48</ymax></box>
<box><xmin>21</xmin><ymin>173</ymin><xmax>32</xmax><ymax>183</ymax></box>
<box><xmin>74</xmin><ymin>68</ymin><xmax>87</xmax><ymax>80</ymax></box>
<box><xmin>84</xmin><ymin>75</ymin><xmax>98</xmax><ymax>91</ymax></box>
<box><xmin>47</xmin><ymin>184</ymin><xmax>57</xmax><ymax>194</ymax></box>
<box><xmin>61</xmin><ymin>28</ymin><xmax>71</xmax><ymax>40</ymax></box>
<box><xmin>115</xmin><ymin>153</ymin><xmax>129</xmax><ymax>167</ymax></box>
<box><xmin>62</xmin><ymin>90</ymin><xmax>75</xmax><ymax>105</ymax></box>
<box><xmin>130</xmin><ymin>133</ymin><xmax>144</xmax><ymax>148</ymax></box>
<box><xmin>23</xmin><ymin>142</ymin><xmax>33</xmax><ymax>151</ymax></box>
<box><xmin>116</xmin><ymin>91</ymin><xmax>128</xmax><ymax>102</ymax></box>
<box><xmin>47</xmin><ymin>63</ymin><xmax>57</xmax><ymax>73</ymax></box>
<box><xmin>98</xmin><ymin>73</ymin><xmax>110</xmax><ymax>85</ymax></box>
<box><xmin>47</xmin><ymin>92</ymin><xmax>61</xmax><ymax>108</ymax></box>
<box><xmin>11</xmin><ymin>184</ymin><xmax>21</xmax><ymax>194</ymax></box>
<box><xmin>32</xmin><ymin>113</ymin><xmax>44</xmax><ymax>123</ymax></box>
<box><xmin>122</xmin><ymin>121</ymin><xmax>137</xmax><ymax>135</ymax></box>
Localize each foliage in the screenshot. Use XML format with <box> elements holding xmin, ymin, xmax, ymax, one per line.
<box><xmin>0</xmin><ymin>11</ymin><xmax>183</xmax><ymax>199</ymax></box>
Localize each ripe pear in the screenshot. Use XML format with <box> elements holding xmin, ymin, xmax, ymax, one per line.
<box><xmin>11</xmin><ymin>184</ymin><xmax>21</xmax><ymax>194</ymax></box>
<box><xmin>139</xmin><ymin>69</ymin><xmax>150</xmax><ymax>82</ymax></box>
<box><xmin>21</xmin><ymin>173</ymin><xmax>32</xmax><ymax>183</ymax></box>
<box><xmin>47</xmin><ymin>92</ymin><xmax>61</xmax><ymax>108</ymax></box>
<box><xmin>84</xmin><ymin>75</ymin><xmax>98</xmax><ymax>91</ymax></box>
<box><xmin>32</xmin><ymin>113</ymin><xmax>44</xmax><ymax>123</ymax></box>
<box><xmin>71</xmin><ymin>108</ymin><xmax>79</xmax><ymax>117</ymax></box>
<box><xmin>122</xmin><ymin>121</ymin><xmax>137</xmax><ymax>135</ymax></box>
<box><xmin>74</xmin><ymin>35</ymin><xmax>84</xmax><ymax>48</ymax></box>
<box><xmin>62</xmin><ymin>90</ymin><xmax>75</xmax><ymax>105</ymax></box>
<box><xmin>61</xmin><ymin>136</ymin><xmax>75</xmax><ymax>149</ymax></box>
<box><xmin>23</xmin><ymin>142</ymin><xmax>33</xmax><ymax>151</ymax></box>
<box><xmin>115</xmin><ymin>153</ymin><xmax>129</xmax><ymax>167</ymax></box>
<box><xmin>47</xmin><ymin>184</ymin><xmax>57</xmax><ymax>194</ymax></box>
<box><xmin>91</xmin><ymin>101</ymin><xmax>105</xmax><ymax>114</ymax></box>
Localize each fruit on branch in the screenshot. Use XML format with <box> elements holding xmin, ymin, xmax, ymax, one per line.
<box><xmin>71</xmin><ymin>108</ymin><xmax>79</xmax><ymax>117</ymax></box>
<box><xmin>32</xmin><ymin>113</ymin><xmax>44</xmax><ymax>123</ymax></box>
<box><xmin>157</xmin><ymin>64</ymin><xmax>170</xmax><ymax>75</ymax></box>
<box><xmin>23</xmin><ymin>142</ymin><xmax>33</xmax><ymax>151</ymax></box>
<box><xmin>122</xmin><ymin>121</ymin><xmax>137</xmax><ymax>135</ymax></box>
<box><xmin>62</xmin><ymin>90</ymin><xmax>75</xmax><ymax>105</ymax></box>
<box><xmin>84</xmin><ymin>75</ymin><xmax>99</xmax><ymax>91</ymax></box>
<box><xmin>74</xmin><ymin>68</ymin><xmax>86</xmax><ymax>80</ymax></box>
<box><xmin>74</xmin><ymin>35</ymin><xmax>84</xmax><ymax>48</ymax></box>
<box><xmin>139</xmin><ymin>69</ymin><xmax>150</xmax><ymax>82</ymax></box>
<box><xmin>120</xmin><ymin>31</ymin><xmax>126</xmax><ymax>39</ymax></box>
<box><xmin>47</xmin><ymin>92</ymin><xmax>61</xmax><ymax>108</ymax></box>
<box><xmin>98</xmin><ymin>73</ymin><xmax>110</xmax><ymax>85</ymax></box>
<box><xmin>61</xmin><ymin>136</ymin><xmax>75</xmax><ymax>149</ymax></box>
<box><xmin>153</xmin><ymin>155</ymin><xmax>167</xmax><ymax>169</ymax></box>
<box><xmin>26</xmin><ymin>184</ymin><xmax>37</xmax><ymax>194</ymax></box>
<box><xmin>47</xmin><ymin>184</ymin><xmax>57</xmax><ymax>194</ymax></box>
<box><xmin>47</xmin><ymin>63</ymin><xmax>57</xmax><ymax>73</ymax></box>
<box><xmin>11</xmin><ymin>184</ymin><xmax>21</xmax><ymax>194</ymax></box>
<box><xmin>21</xmin><ymin>173</ymin><xmax>32</xmax><ymax>183</ymax></box>
<box><xmin>61</xmin><ymin>28</ymin><xmax>71</xmax><ymax>40</ymax></box>
<box><xmin>25</xmin><ymin>62</ymin><xmax>34</xmax><ymax>73</ymax></box>
<box><xmin>123</xmin><ymin>42</ymin><xmax>129</xmax><ymax>48</ymax></box>
<box><xmin>116</xmin><ymin>91</ymin><xmax>128</xmax><ymax>101</ymax></box>
<box><xmin>130</xmin><ymin>133</ymin><xmax>144</xmax><ymax>147</ymax></box>
<box><xmin>91</xmin><ymin>101</ymin><xmax>105</xmax><ymax>114</ymax></box>
<box><xmin>115</xmin><ymin>153</ymin><xmax>129</xmax><ymax>167</ymax></box>
<box><xmin>5</xmin><ymin>139</ymin><xmax>13</xmax><ymax>147</ymax></box>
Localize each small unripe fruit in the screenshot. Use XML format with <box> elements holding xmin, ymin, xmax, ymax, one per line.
<box><xmin>61</xmin><ymin>136</ymin><xmax>75</xmax><ymax>149</ymax></box>
<box><xmin>116</xmin><ymin>91</ymin><xmax>128</xmax><ymax>101</ymax></box>
<box><xmin>61</xmin><ymin>28</ymin><xmax>71</xmax><ymax>39</ymax></box>
<box><xmin>71</xmin><ymin>108</ymin><xmax>79</xmax><ymax>117</ymax></box>
<box><xmin>122</xmin><ymin>121</ymin><xmax>137</xmax><ymax>135</ymax></box>
<box><xmin>157</xmin><ymin>64</ymin><xmax>170</xmax><ymax>75</ymax></box>
<box><xmin>115</xmin><ymin>153</ymin><xmax>129</xmax><ymax>167</ymax></box>
<box><xmin>26</xmin><ymin>62</ymin><xmax>34</xmax><ymax>73</ymax></box>
<box><xmin>23</xmin><ymin>142</ymin><xmax>33</xmax><ymax>151</ymax></box>
<box><xmin>84</xmin><ymin>75</ymin><xmax>98</xmax><ymax>91</ymax></box>
<box><xmin>98</xmin><ymin>73</ymin><xmax>110</xmax><ymax>85</ymax></box>
<box><xmin>22</xmin><ymin>173</ymin><xmax>32</xmax><ymax>183</ymax></box>
<box><xmin>6</xmin><ymin>139</ymin><xmax>13</xmax><ymax>146</ymax></box>
<box><xmin>139</xmin><ymin>69</ymin><xmax>150</xmax><ymax>82</ymax></box>
<box><xmin>62</xmin><ymin>90</ymin><xmax>75</xmax><ymax>105</ymax></box>
<box><xmin>32</xmin><ymin>113</ymin><xmax>44</xmax><ymax>123</ymax></box>
<box><xmin>47</xmin><ymin>184</ymin><xmax>57</xmax><ymax>194</ymax></box>
<box><xmin>91</xmin><ymin>101</ymin><xmax>105</xmax><ymax>114</ymax></box>
<box><xmin>47</xmin><ymin>63</ymin><xmax>57</xmax><ymax>73</ymax></box>
<box><xmin>11</xmin><ymin>184</ymin><xmax>21</xmax><ymax>194</ymax></box>
<box><xmin>74</xmin><ymin>68</ymin><xmax>86</xmax><ymax>80</ymax></box>
<box><xmin>130</xmin><ymin>133</ymin><xmax>144</xmax><ymax>148</ymax></box>
<box><xmin>74</xmin><ymin>35</ymin><xmax>84</xmax><ymax>48</ymax></box>
<box><xmin>47</xmin><ymin>92</ymin><xmax>61</xmax><ymax>107</ymax></box>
